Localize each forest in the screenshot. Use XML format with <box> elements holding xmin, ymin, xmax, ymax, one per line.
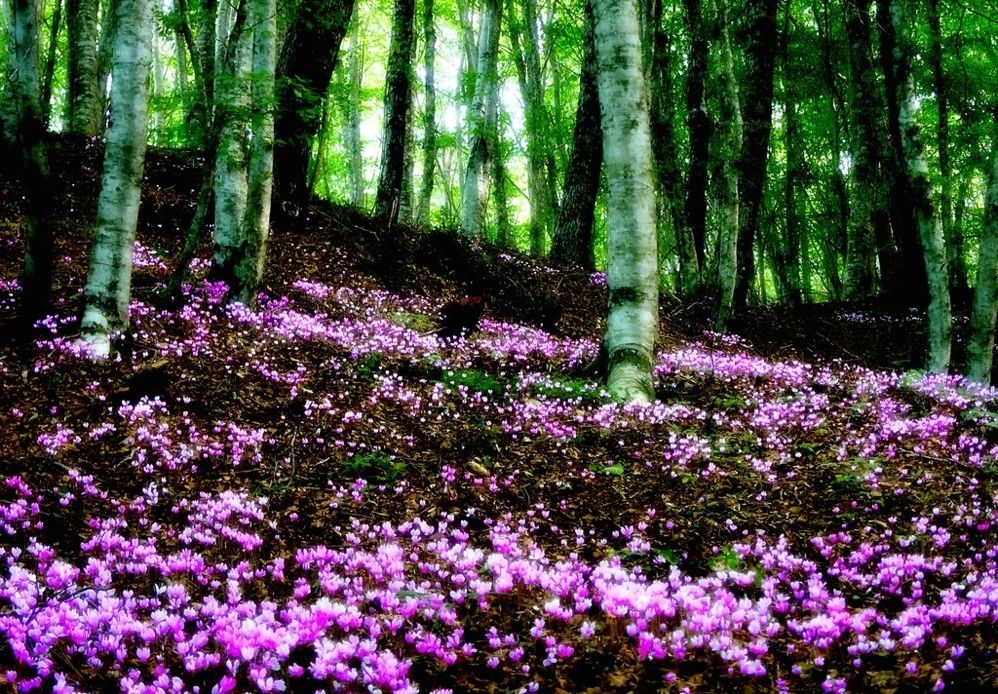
<box><xmin>3</xmin><ymin>0</ymin><xmax>998</xmax><ymax>691</ymax></box>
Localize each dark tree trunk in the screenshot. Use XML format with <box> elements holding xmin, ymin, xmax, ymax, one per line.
<box><xmin>373</xmin><ymin>0</ymin><xmax>416</xmax><ymax>223</ymax></box>
<box><xmin>682</xmin><ymin>0</ymin><xmax>709</xmax><ymax>270</ymax></box>
<box><xmin>66</xmin><ymin>0</ymin><xmax>102</xmax><ymax>135</ymax></box>
<box><xmin>875</xmin><ymin>0</ymin><xmax>925</xmax><ymax>305</ymax></box>
<box><xmin>648</xmin><ymin>0</ymin><xmax>697</xmax><ymax>295</ymax></box>
<box><xmin>273</xmin><ymin>0</ymin><xmax>355</xmax><ymax>218</ymax></box>
<box><xmin>732</xmin><ymin>0</ymin><xmax>778</xmax><ymax>310</ymax></box>
<box><xmin>550</xmin><ymin>0</ymin><xmax>601</xmax><ymax>270</ymax></box>
<box><xmin>842</xmin><ymin>0</ymin><xmax>882</xmax><ymax>300</ymax></box>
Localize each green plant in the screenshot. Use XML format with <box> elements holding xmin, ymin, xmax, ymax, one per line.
<box><xmin>526</xmin><ymin>376</ymin><xmax>608</xmax><ymax>405</ymax></box>
<box><xmin>341</xmin><ymin>451</ymin><xmax>407</xmax><ymax>482</ymax></box>
<box><xmin>440</xmin><ymin>368</ymin><xmax>505</xmax><ymax>396</ymax></box>
<box><xmin>588</xmin><ymin>461</ymin><xmax>625</xmax><ymax>476</ymax></box>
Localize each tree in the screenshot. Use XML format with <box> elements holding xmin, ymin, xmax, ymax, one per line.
<box><xmin>273</xmin><ymin>0</ymin><xmax>355</xmax><ymax>217</ymax></box>
<box><xmin>414</xmin><ymin>0</ymin><xmax>437</xmax><ymax>224</ymax></box>
<box><xmin>79</xmin><ymin>0</ymin><xmax>153</xmax><ymax>357</ymax></box>
<box><xmin>211</xmin><ymin>0</ymin><xmax>277</xmax><ymax>307</ymax></box>
<box><xmin>459</xmin><ymin>0</ymin><xmax>501</xmax><ymax>239</ymax></box>
<box><xmin>841</xmin><ymin>0</ymin><xmax>881</xmax><ymax>301</ymax></box>
<box><xmin>373</xmin><ymin>0</ymin><xmax>416</xmax><ymax>223</ymax></box>
<box><xmin>550</xmin><ymin>0</ymin><xmax>600</xmax><ymax>270</ymax></box>
<box><xmin>884</xmin><ymin>0</ymin><xmax>950</xmax><ymax>372</ymax></box>
<box><xmin>4</xmin><ymin>0</ymin><xmax>55</xmax><ymax>331</ymax></box>
<box><xmin>966</xmin><ymin>108</ymin><xmax>998</xmax><ymax>384</ymax></box>
<box><xmin>731</xmin><ymin>0</ymin><xmax>778</xmax><ymax>310</ymax></box>
<box><xmin>593</xmin><ymin>0</ymin><xmax>659</xmax><ymax>403</ymax></box>
<box><xmin>66</xmin><ymin>0</ymin><xmax>102</xmax><ymax>135</ymax></box>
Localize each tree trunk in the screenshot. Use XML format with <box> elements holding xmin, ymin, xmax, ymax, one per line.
<box><xmin>505</xmin><ymin>0</ymin><xmax>550</xmax><ymax>255</ymax></box>
<box><xmin>211</xmin><ymin>2</ymin><xmax>251</xmax><ymax>291</ymax></box>
<box><xmin>927</xmin><ymin>0</ymin><xmax>965</xmax><ymax>299</ymax></box>
<box><xmin>887</xmin><ymin>0</ymin><xmax>950</xmax><ymax>372</ymax></box>
<box><xmin>712</xmin><ymin>0</ymin><xmax>742</xmax><ymax>332</ymax></box>
<box><xmin>340</xmin><ymin>23</ymin><xmax>365</xmax><ymax>208</ymax></box>
<box><xmin>777</xmin><ymin>0</ymin><xmax>802</xmax><ymax>305</ymax></box>
<box><xmin>233</xmin><ymin>0</ymin><xmax>276</xmax><ymax>306</ymax></box>
<box><xmin>373</xmin><ymin>0</ymin><xmax>416</xmax><ymax>224</ymax></box>
<box><xmin>80</xmin><ymin>0</ymin><xmax>153</xmax><ymax>357</ymax></box>
<box><xmin>683</xmin><ymin>0</ymin><xmax>709</xmax><ymax>271</ymax></box>
<box><xmin>273</xmin><ymin>0</ymin><xmax>355</xmax><ymax>217</ymax></box>
<box><xmin>593</xmin><ymin>0</ymin><xmax>659</xmax><ymax>404</ymax></box>
<box><xmin>966</xmin><ymin>110</ymin><xmax>998</xmax><ymax>384</ymax></box>
<box><xmin>6</xmin><ymin>0</ymin><xmax>55</xmax><ymax>330</ymax></box>
<box><xmin>550</xmin><ymin>0</ymin><xmax>600</xmax><ymax>271</ymax></box>
<box><xmin>66</xmin><ymin>0</ymin><xmax>102</xmax><ymax>135</ymax></box>
<box><xmin>841</xmin><ymin>0</ymin><xmax>880</xmax><ymax>301</ymax></box>
<box><xmin>40</xmin><ymin>0</ymin><xmax>60</xmax><ymax>127</ymax></box>
<box><xmin>648</xmin><ymin>0</ymin><xmax>697</xmax><ymax>296</ymax></box>
<box><xmin>415</xmin><ymin>0</ymin><xmax>437</xmax><ymax>224</ymax></box>
<box><xmin>460</xmin><ymin>0</ymin><xmax>501</xmax><ymax>239</ymax></box>
<box><xmin>732</xmin><ymin>0</ymin><xmax>778</xmax><ymax>310</ymax></box>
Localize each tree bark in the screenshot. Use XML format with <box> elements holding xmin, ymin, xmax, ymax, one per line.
<box><xmin>841</xmin><ymin>0</ymin><xmax>880</xmax><ymax>301</ymax></box>
<box><xmin>6</xmin><ymin>0</ymin><xmax>55</xmax><ymax>330</ymax></box>
<box><xmin>887</xmin><ymin>0</ymin><xmax>950</xmax><ymax>372</ymax></box>
<box><xmin>415</xmin><ymin>0</ymin><xmax>437</xmax><ymax>224</ymax></box>
<box><xmin>731</xmin><ymin>0</ymin><xmax>778</xmax><ymax>310</ymax></box>
<box><xmin>460</xmin><ymin>0</ymin><xmax>501</xmax><ymax>239</ymax></box>
<box><xmin>683</xmin><ymin>0</ymin><xmax>709</xmax><ymax>271</ymax></box>
<box><xmin>967</xmin><ymin>110</ymin><xmax>998</xmax><ymax>384</ymax></box>
<box><xmin>550</xmin><ymin>0</ymin><xmax>601</xmax><ymax>270</ymax></box>
<box><xmin>273</xmin><ymin>0</ymin><xmax>355</xmax><ymax>217</ymax></box>
<box><xmin>373</xmin><ymin>0</ymin><xmax>416</xmax><ymax>224</ymax></box>
<box><xmin>80</xmin><ymin>0</ymin><xmax>153</xmax><ymax>357</ymax></box>
<box><xmin>712</xmin><ymin>0</ymin><xmax>741</xmax><ymax>332</ymax></box>
<box><xmin>66</xmin><ymin>0</ymin><xmax>102</xmax><ymax>135</ymax></box>
<box><xmin>593</xmin><ymin>0</ymin><xmax>659</xmax><ymax>403</ymax></box>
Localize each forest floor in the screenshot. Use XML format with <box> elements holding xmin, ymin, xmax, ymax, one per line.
<box><xmin>2</xmin><ymin>138</ymin><xmax>998</xmax><ymax>692</ymax></box>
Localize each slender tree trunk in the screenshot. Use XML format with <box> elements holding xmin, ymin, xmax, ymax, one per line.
<box><xmin>967</xmin><ymin>110</ymin><xmax>998</xmax><ymax>383</ymax></box>
<box><xmin>66</xmin><ymin>0</ymin><xmax>102</xmax><ymax>135</ymax></box>
<box><xmin>683</xmin><ymin>0</ymin><xmax>708</xmax><ymax>271</ymax></box>
<box><xmin>460</xmin><ymin>0</ymin><xmax>501</xmax><ymax>239</ymax></box>
<box><xmin>842</xmin><ymin>0</ymin><xmax>880</xmax><ymax>301</ymax></box>
<box><xmin>273</xmin><ymin>0</ymin><xmax>355</xmax><ymax>217</ymax></box>
<box><xmin>6</xmin><ymin>0</ymin><xmax>55</xmax><ymax>330</ymax></box>
<box><xmin>593</xmin><ymin>0</ymin><xmax>659</xmax><ymax>403</ymax></box>
<box><xmin>340</xmin><ymin>23</ymin><xmax>365</xmax><ymax>207</ymax></box>
<box><xmin>211</xmin><ymin>2</ymin><xmax>251</xmax><ymax>290</ymax></box>
<box><xmin>712</xmin><ymin>0</ymin><xmax>742</xmax><ymax>332</ymax></box>
<box><xmin>927</xmin><ymin>0</ymin><xmax>964</xmax><ymax>298</ymax></box>
<box><xmin>888</xmin><ymin>0</ymin><xmax>950</xmax><ymax>372</ymax></box>
<box><xmin>550</xmin><ymin>0</ymin><xmax>600</xmax><ymax>270</ymax></box>
<box><xmin>80</xmin><ymin>0</ymin><xmax>153</xmax><ymax>357</ymax></box>
<box><xmin>233</xmin><ymin>0</ymin><xmax>276</xmax><ymax>305</ymax></box>
<box><xmin>648</xmin><ymin>0</ymin><xmax>696</xmax><ymax>296</ymax></box>
<box><xmin>732</xmin><ymin>0</ymin><xmax>778</xmax><ymax>310</ymax></box>
<box><xmin>40</xmin><ymin>0</ymin><xmax>60</xmax><ymax>127</ymax></box>
<box><xmin>374</xmin><ymin>0</ymin><xmax>416</xmax><ymax>223</ymax></box>
<box><xmin>777</xmin><ymin>0</ymin><xmax>802</xmax><ymax>305</ymax></box>
<box><xmin>415</xmin><ymin>0</ymin><xmax>437</xmax><ymax>224</ymax></box>
<box><xmin>506</xmin><ymin>0</ymin><xmax>549</xmax><ymax>254</ymax></box>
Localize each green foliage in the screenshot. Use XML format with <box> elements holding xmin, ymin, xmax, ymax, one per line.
<box><xmin>588</xmin><ymin>461</ymin><xmax>625</xmax><ymax>476</ymax></box>
<box><xmin>525</xmin><ymin>375</ymin><xmax>608</xmax><ymax>404</ymax></box>
<box><xmin>440</xmin><ymin>368</ymin><xmax>506</xmax><ymax>396</ymax></box>
<box><xmin>340</xmin><ymin>451</ymin><xmax>407</xmax><ymax>482</ymax></box>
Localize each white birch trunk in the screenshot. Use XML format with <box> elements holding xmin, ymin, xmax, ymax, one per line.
<box><xmin>966</xmin><ymin>120</ymin><xmax>998</xmax><ymax>384</ymax></box>
<box><xmin>212</xmin><ymin>11</ymin><xmax>252</xmax><ymax>290</ymax></box>
<box><xmin>234</xmin><ymin>0</ymin><xmax>276</xmax><ymax>305</ymax></box>
<box><xmin>460</xmin><ymin>0</ymin><xmax>500</xmax><ymax>239</ymax></box>
<box><xmin>592</xmin><ymin>0</ymin><xmax>659</xmax><ymax>403</ymax></box>
<box><xmin>80</xmin><ymin>0</ymin><xmax>153</xmax><ymax>358</ymax></box>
